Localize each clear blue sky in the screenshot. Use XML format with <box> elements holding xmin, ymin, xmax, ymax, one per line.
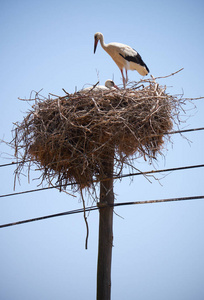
<box><xmin>0</xmin><ymin>0</ymin><xmax>204</xmax><ymax>299</ymax></box>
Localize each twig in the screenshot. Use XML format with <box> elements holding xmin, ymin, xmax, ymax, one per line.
<box><xmin>62</xmin><ymin>88</ymin><xmax>70</xmax><ymax>96</ymax></box>
<box><xmin>80</xmin><ymin>189</ymin><xmax>89</xmax><ymax>250</ymax></box>
<box><xmin>154</xmin><ymin>68</ymin><xmax>184</xmax><ymax>79</ymax></box>
<box><xmin>86</xmin><ymin>81</ymin><xmax>100</xmax><ymax>93</ymax></box>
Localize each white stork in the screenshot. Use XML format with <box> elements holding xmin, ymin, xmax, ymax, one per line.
<box><xmin>94</xmin><ymin>32</ymin><xmax>149</xmax><ymax>88</ymax></box>
<box><xmin>82</xmin><ymin>79</ymin><xmax>118</xmax><ymax>92</ymax></box>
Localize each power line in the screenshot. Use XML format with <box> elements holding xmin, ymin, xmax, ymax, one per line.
<box><xmin>120</xmin><ymin>163</ymin><xmax>204</xmax><ymax>180</ymax></box>
<box><xmin>169</xmin><ymin>127</ymin><xmax>204</xmax><ymax>135</ymax></box>
<box><xmin>0</xmin><ymin>162</ymin><xmax>17</xmax><ymax>168</ymax></box>
<box><xmin>0</xmin><ymin>185</ymin><xmax>56</xmax><ymax>198</ymax></box>
<box><xmin>0</xmin><ymin>207</ymin><xmax>98</xmax><ymax>228</ymax></box>
<box><xmin>0</xmin><ymin>163</ymin><xmax>204</xmax><ymax>199</ymax></box>
<box><xmin>0</xmin><ymin>160</ymin><xmax>31</xmax><ymax>168</ymax></box>
<box><xmin>1</xmin><ymin>195</ymin><xmax>204</xmax><ymax>229</ymax></box>
<box><xmin>0</xmin><ymin>126</ymin><xmax>204</xmax><ymax>170</ymax></box>
<box><xmin>111</xmin><ymin>195</ymin><xmax>204</xmax><ymax>207</ymax></box>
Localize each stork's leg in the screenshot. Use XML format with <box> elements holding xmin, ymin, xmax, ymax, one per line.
<box><xmin>120</xmin><ymin>69</ymin><xmax>126</xmax><ymax>88</ymax></box>
<box><xmin>125</xmin><ymin>69</ymin><xmax>128</xmax><ymax>84</ymax></box>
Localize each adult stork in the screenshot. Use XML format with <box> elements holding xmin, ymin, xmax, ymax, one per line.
<box><xmin>94</xmin><ymin>32</ymin><xmax>149</xmax><ymax>88</ymax></box>
<box><xmin>82</xmin><ymin>79</ymin><xmax>118</xmax><ymax>91</ymax></box>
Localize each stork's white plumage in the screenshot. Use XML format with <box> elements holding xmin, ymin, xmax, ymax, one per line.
<box><xmin>94</xmin><ymin>32</ymin><xmax>149</xmax><ymax>88</ymax></box>
<box><xmin>82</xmin><ymin>79</ymin><xmax>118</xmax><ymax>92</ymax></box>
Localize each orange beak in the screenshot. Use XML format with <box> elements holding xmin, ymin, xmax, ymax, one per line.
<box><xmin>114</xmin><ymin>84</ymin><xmax>119</xmax><ymax>90</ymax></box>
<box><xmin>94</xmin><ymin>38</ymin><xmax>98</xmax><ymax>54</ymax></box>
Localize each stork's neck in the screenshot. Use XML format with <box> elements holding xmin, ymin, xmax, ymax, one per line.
<box><xmin>99</xmin><ymin>34</ymin><xmax>107</xmax><ymax>50</ymax></box>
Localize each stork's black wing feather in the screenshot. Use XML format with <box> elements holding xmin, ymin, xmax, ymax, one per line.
<box><xmin>119</xmin><ymin>49</ymin><xmax>149</xmax><ymax>73</ymax></box>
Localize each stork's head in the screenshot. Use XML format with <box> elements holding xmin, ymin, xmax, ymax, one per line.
<box><xmin>94</xmin><ymin>32</ymin><xmax>103</xmax><ymax>53</ymax></box>
<box><xmin>105</xmin><ymin>80</ymin><xmax>119</xmax><ymax>90</ymax></box>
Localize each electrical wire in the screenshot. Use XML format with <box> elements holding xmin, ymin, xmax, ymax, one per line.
<box><xmin>1</xmin><ymin>195</ymin><xmax>204</xmax><ymax>229</ymax></box>
<box><xmin>0</xmin><ymin>163</ymin><xmax>204</xmax><ymax>199</ymax></box>
<box><xmin>0</xmin><ymin>160</ymin><xmax>31</xmax><ymax>168</ymax></box>
<box><xmin>169</xmin><ymin>127</ymin><xmax>204</xmax><ymax>134</ymax></box>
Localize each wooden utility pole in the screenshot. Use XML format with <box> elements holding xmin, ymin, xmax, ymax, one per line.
<box><xmin>97</xmin><ymin>151</ymin><xmax>114</xmax><ymax>300</ymax></box>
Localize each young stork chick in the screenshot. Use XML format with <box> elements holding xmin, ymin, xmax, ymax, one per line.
<box><xmin>94</xmin><ymin>32</ymin><xmax>149</xmax><ymax>88</ymax></box>
<box><xmin>82</xmin><ymin>79</ymin><xmax>119</xmax><ymax>92</ymax></box>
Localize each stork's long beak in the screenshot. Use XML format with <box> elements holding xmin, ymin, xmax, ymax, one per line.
<box><xmin>114</xmin><ymin>84</ymin><xmax>119</xmax><ymax>90</ymax></box>
<box><xmin>94</xmin><ymin>38</ymin><xmax>98</xmax><ymax>54</ymax></box>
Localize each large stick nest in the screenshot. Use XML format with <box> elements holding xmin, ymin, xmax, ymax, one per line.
<box><xmin>13</xmin><ymin>79</ymin><xmax>182</xmax><ymax>190</ymax></box>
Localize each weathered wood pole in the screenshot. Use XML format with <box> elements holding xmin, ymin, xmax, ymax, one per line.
<box><xmin>97</xmin><ymin>150</ymin><xmax>114</xmax><ymax>300</ymax></box>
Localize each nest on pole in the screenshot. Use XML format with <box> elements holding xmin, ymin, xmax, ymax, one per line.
<box><xmin>12</xmin><ymin>78</ymin><xmax>183</xmax><ymax>191</ymax></box>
